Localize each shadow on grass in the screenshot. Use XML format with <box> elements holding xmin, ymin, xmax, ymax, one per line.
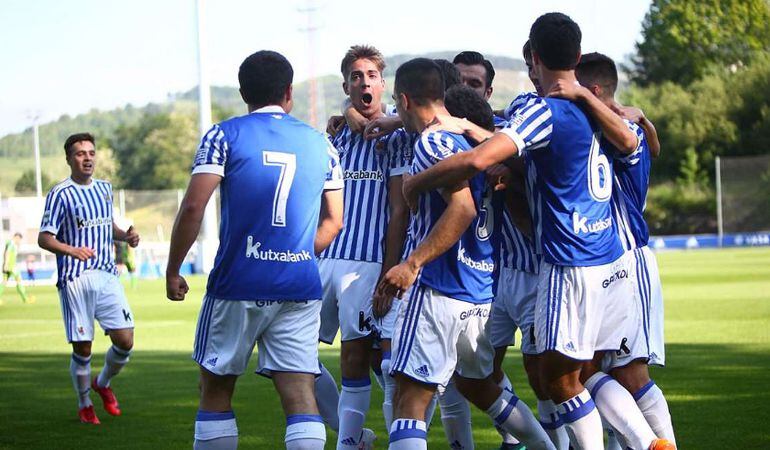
<box><xmin>0</xmin><ymin>343</ymin><xmax>768</xmax><ymax>449</ymax></box>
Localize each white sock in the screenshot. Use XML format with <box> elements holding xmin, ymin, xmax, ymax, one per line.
<box><xmin>286</xmin><ymin>415</ymin><xmax>326</xmax><ymax>450</ymax></box>
<box><xmin>194</xmin><ymin>410</ymin><xmax>238</xmax><ymax>450</ymax></box>
<box><xmin>424</xmin><ymin>392</ymin><xmax>438</xmax><ymax>428</ymax></box>
<box><xmin>486</xmin><ymin>390</ymin><xmax>555</xmax><ymax>450</ymax></box>
<box><xmin>389</xmin><ymin>418</ymin><xmax>427</xmax><ymax>450</ymax></box>
<box><xmin>96</xmin><ymin>345</ymin><xmax>131</xmax><ymax>388</ymax></box>
<box><xmin>438</xmin><ymin>381</ymin><xmax>474</xmax><ymax>450</ymax></box>
<box><xmin>585</xmin><ymin>372</ymin><xmax>655</xmax><ymax>450</ymax></box>
<box><xmin>556</xmin><ymin>389</ymin><xmax>603</xmax><ymax>450</ymax></box>
<box><xmin>315</xmin><ymin>362</ymin><xmax>340</xmax><ymax>431</ymax></box>
<box><xmin>537</xmin><ymin>399</ymin><xmax>570</xmax><ymax>450</ymax></box>
<box><xmin>495</xmin><ymin>374</ymin><xmax>521</xmax><ymax>445</ymax></box>
<box><xmin>381</xmin><ymin>354</ymin><xmax>396</xmax><ymax>431</ymax></box>
<box><xmin>70</xmin><ymin>353</ymin><xmax>92</xmax><ymax>408</ymax></box>
<box><xmin>337</xmin><ymin>377</ymin><xmax>371</xmax><ymax>450</ymax></box>
<box><xmin>634</xmin><ymin>381</ymin><xmax>676</xmax><ymax>443</ymax></box>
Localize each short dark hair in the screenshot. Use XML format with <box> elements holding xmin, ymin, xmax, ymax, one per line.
<box><xmin>238</xmin><ymin>50</ymin><xmax>294</xmax><ymax>107</ymax></box>
<box><xmin>452</xmin><ymin>51</ymin><xmax>495</xmax><ymax>88</ymax></box>
<box><xmin>522</xmin><ymin>40</ymin><xmax>532</xmax><ymax>62</ymax></box>
<box><xmin>444</xmin><ymin>85</ymin><xmax>495</xmax><ymax>133</ymax></box>
<box><xmin>13</xmin><ymin>232</ymin><xmax>22</xmax><ymax>239</ymax></box>
<box><xmin>576</xmin><ymin>52</ymin><xmax>618</xmax><ymax>96</ymax></box>
<box><xmin>63</xmin><ymin>133</ymin><xmax>95</xmax><ymax>157</ymax></box>
<box><xmin>433</xmin><ymin>59</ymin><xmax>462</xmax><ymax>91</ymax></box>
<box><xmin>394</xmin><ymin>58</ymin><xmax>445</xmax><ymax>106</ymax></box>
<box><xmin>340</xmin><ymin>45</ymin><xmax>385</xmax><ymax>78</ymax></box>
<box><xmin>529</xmin><ymin>12</ymin><xmax>582</xmax><ymax>70</ymax></box>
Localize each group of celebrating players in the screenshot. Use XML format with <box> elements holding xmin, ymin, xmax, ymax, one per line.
<box><xmin>37</xmin><ymin>10</ymin><xmax>676</xmax><ymax>450</ymax></box>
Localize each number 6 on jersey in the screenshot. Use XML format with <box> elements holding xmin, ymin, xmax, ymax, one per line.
<box><xmin>263</xmin><ymin>151</ymin><xmax>296</xmax><ymax>227</ymax></box>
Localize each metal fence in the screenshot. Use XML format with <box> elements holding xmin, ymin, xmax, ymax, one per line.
<box><xmin>716</xmin><ymin>154</ymin><xmax>770</xmax><ymax>236</ymax></box>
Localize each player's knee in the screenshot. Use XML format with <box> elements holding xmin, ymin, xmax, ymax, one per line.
<box><xmin>72</xmin><ymin>341</ymin><xmax>92</xmax><ymax>358</ymax></box>
<box><xmin>610</xmin><ymin>359</ymin><xmax>650</xmax><ymax>393</ymax></box>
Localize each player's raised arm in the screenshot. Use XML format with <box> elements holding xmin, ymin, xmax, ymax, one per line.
<box><xmin>616</xmin><ymin>105</ymin><xmax>661</xmax><ymax>158</ymax></box>
<box><xmin>548</xmin><ymin>80</ymin><xmax>638</xmax><ymax>154</ymax></box>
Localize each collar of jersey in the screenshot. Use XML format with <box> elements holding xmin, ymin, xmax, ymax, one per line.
<box><xmin>251</xmin><ymin>105</ymin><xmax>286</xmax><ymax>114</ymax></box>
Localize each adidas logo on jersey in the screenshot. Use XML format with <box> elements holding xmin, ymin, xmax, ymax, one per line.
<box><xmin>572</xmin><ymin>212</ymin><xmax>612</xmax><ymax>235</ymax></box>
<box><xmin>415</xmin><ymin>365</ymin><xmax>430</xmax><ymax>377</ymax></box>
<box><xmin>206</xmin><ymin>357</ymin><xmax>218</xmax><ymax>367</ymax></box>
<box><xmin>245</xmin><ymin>237</ymin><xmax>312</xmax><ymax>263</ymax></box>
<box><xmin>344</xmin><ymin>170</ymin><xmax>384</xmax><ymax>182</ymax></box>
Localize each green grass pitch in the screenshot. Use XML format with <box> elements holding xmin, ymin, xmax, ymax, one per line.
<box><xmin>1</xmin><ymin>247</ymin><xmax>769</xmax><ymax>449</ymax></box>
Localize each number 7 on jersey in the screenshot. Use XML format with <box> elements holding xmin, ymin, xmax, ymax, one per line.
<box><xmin>262</xmin><ymin>151</ymin><xmax>296</xmax><ymax>227</ymax></box>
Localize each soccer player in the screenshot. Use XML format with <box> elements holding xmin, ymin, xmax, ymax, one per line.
<box><xmin>38</xmin><ymin>132</ymin><xmax>139</xmax><ymax>424</ymax></box>
<box><xmin>400</xmin><ymin>13</ymin><xmax>675</xmax><ymax>450</ymax></box>
<box><xmin>316</xmin><ymin>45</ymin><xmax>410</xmax><ymax>450</ymax></box>
<box><xmin>0</xmin><ymin>232</ymin><xmax>32</xmax><ymax>304</ymax></box>
<box><xmin>378</xmin><ymin>58</ymin><xmax>552</xmax><ymax>450</ymax></box>
<box><xmin>575</xmin><ymin>52</ymin><xmax>675</xmax><ymax>444</ymax></box>
<box><xmin>165</xmin><ymin>50</ymin><xmax>344</xmax><ymax>450</ymax></box>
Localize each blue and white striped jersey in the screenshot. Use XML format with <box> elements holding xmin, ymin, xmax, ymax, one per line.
<box><xmin>502</xmin><ymin>91</ymin><xmax>539</xmax><ymax>121</ymax></box>
<box><xmin>409</xmin><ymin>131</ymin><xmax>496</xmax><ymax>304</ymax></box>
<box><xmin>493</xmin><ymin>115</ymin><xmax>509</xmax><ymax>128</ymax></box>
<box><xmin>610</xmin><ymin>123</ymin><xmax>651</xmax><ymax>251</ymax></box>
<box><xmin>193</xmin><ymin>106</ymin><xmax>344</xmax><ymax>301</ymax></box>
<box><xmin>40</xmin><ymin>178</ymin><xmax>117</xmax><ymax>288</ymax></box>
<box><xmin>496</xmin><ymin>199</ymin><xmax>539</xmax><ymax>274</ymax></box>
<box><xmin>500</xmin><ymin>97</ymin><xmax>624</xmax><ymax>267</ymax></box>
<box><xmin>319</xmin><ymin>125</ymin><xmax>411</xmax><ymax>263</ymax></box>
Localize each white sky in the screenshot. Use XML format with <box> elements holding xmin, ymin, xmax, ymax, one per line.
<box><xmin>0</xmin><ymin>0</ymin><xmax>651</xmax><ymax>137</ymax></box>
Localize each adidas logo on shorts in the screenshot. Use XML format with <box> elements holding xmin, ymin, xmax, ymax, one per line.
<box><xmin>206</xmin><ymin>357</ymin><xmax>218</xmax><ymax>367</ymax></box>
<box><xmin>415</xmin><ymin>365</ymin><xmax>430</xmax><ymax>377</ymax></box>
<box><xmin>565</xmin><ymin>342</ymin><xmax>576</xmax><ymax>352</ymax></box>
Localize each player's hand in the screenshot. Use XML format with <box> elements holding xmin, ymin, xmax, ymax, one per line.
<box><xmin>376</xmin><ymin>261</ymin><xmax>419</xmax><ymax>300</ymax></box>
<box><xmin>68</xmin><ymin>246</ymin><xmax>95</xmax><ymax>261</ymax></box>
<box><xmin>125</xmin><ymin>226</ymin><xmax>140</xmax><ymax>248</ymax></box>
<box><xmin>425</xmin><ymin>115</ymin><xmax>470</xmax><ymax>135</ymax></box>
<box><xmin>401</xmin><ymin>173</ymin><xmax>418</xmax><ymax>213</ymax></box>
<box><xmin>372</xmin><ymin>290</ymin><xmax>394</xmax><ymax>319</ymax></box>
<box><xmin>486</xmin><ymin>164</ymin><xmax>512</xmax><ymax>191</ymax></box>
<box><xmin>166</xmin><ymin>274</ymin><xmax>189</xmax><ymax>301</ymax></box>
<box><xmin>326</xmin><ymin>115</ymin><xmax>345</xmax><ymax>137</ymax></box>
<box><xmin>344</xmin><ymin>109</ymin><xmax>369</xmax><ymax>135</ymax></box>
<box><xmin>364</xmin><ymin>116</ymin><xmax>400</xmax><ymax>140</ymax></box>
<box><xmin>547</xmin><ymin>79</ymin><xmax>587</xmax><ymax>101</ymax></box>
<box><xmin>613</xmin><ymin>104</ymin><xmax>645</xmax><ymax>124</ymax></box>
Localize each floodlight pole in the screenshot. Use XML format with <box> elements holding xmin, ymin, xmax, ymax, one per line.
<box><xmin>194</xmin><ymin>0</ymin><xmax>218</xmax><ymax>274</ymax></box>
<box><xmin>715</xmin><ymin>156</ymin><xmax>724</xmax><ymax>247</ymax></box>
<box><xmin>33</xmin><ymin>119</ymin><xmax>42</xmax><ymax>198</ymax></box>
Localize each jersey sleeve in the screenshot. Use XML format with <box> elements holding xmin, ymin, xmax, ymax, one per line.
<box><xmin>502</xmin><ymin>92</ymin><xmax>538</xmax><ymax>120</ymax></box>
<box><xmin>412</xmin><ymin>131</ymin><xmax>461</xmax><ymax>174</ymax></box>
<box><xmin>386</xmin><ymin>129</ymin><xmax>412</xmax><ymax>177</ymax></box>
<box><xmin>40</xmin><ymin>188</ymin><xmax>65</xmax><ymax>235</ymax></box>
<box><xmin>498</xmin><ymin>98</ymin><xmax>553</xmax><ymax>157</ymax></box>
<box><xmin>192</xmin><ymin>124</ymin><xmax>229</xmax><ymax>177</ymax></box>
<box><xmin>613</xmin><ymin>121</ymin><xmax>646</xmax><ymax>166</ymax></box>
<box><xmin>324</xmin><ymin>138</ymin><xmax>344</xmax><ymax>191</ymax></box>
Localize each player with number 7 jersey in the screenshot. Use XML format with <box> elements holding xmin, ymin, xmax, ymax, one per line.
<box><xmin>166</xmin><ymin>51</ymin><xmax>344</xmax><ymax>450</ymax></box>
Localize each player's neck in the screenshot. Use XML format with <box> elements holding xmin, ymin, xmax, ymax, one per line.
<box><xmin>247</xmin><ymin>102</ymin><xmax>287</xmax><ymax>113</ymax></box>
<box><xmin>414</xmin><ymin>103</ymin><xmax>449</xmax><ymax>133</ymax></box>
<box><xmin>70</xmin><ymin>173</ymin><xmax>92</xmax><ymax>185</ymax></box>
<box><xmin>359</xmin><ymin>104</ymin><xmax>384</xmax><ymax>121</ymax></box>
<box><xmin>541</xmin><ymin>70</ymin><xmax>577</xmax><ymax>96</ymax></box>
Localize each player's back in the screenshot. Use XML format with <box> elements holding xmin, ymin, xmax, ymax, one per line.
<box><xmin>410</xmin><ymin>131</ymin><xmax>496</xmax><ymax>303</ymax></box>
<box><xmin>520</xmin><ymin>97</ymin><xmax>623</xmax><ymax>266</ymax></box>
<box><xmin>610</xmin><ymin>123</ymin><xmax>651</xmax><ymax>250</ymax></box>
<box><xmin>204</xmin><ymin>109</ymin><xmax>339</xmax><ymax>301</ymax></box>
